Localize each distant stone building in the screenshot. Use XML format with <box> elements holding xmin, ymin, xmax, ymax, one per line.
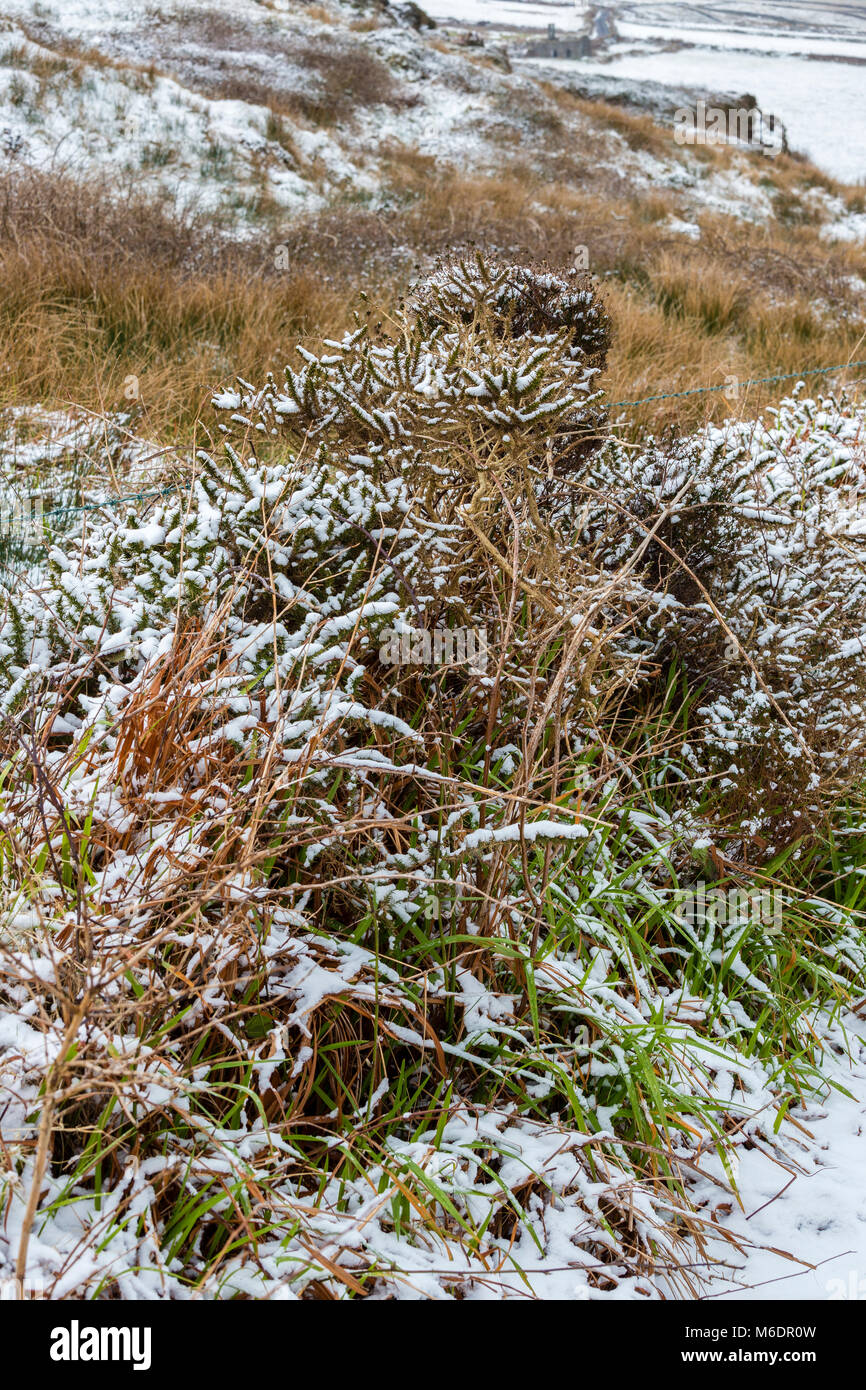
<box><xmin>524</xmin><ymin>23</ymin><xmax>593</xmax><ymax>60</ymax></box>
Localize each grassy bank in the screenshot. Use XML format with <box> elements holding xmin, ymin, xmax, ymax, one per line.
<box><xmin>1</xmin><ymin>111</ymin><xmax>865</xmax><ymax>445</ymax></box>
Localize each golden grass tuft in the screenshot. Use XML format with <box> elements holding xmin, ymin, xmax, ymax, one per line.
<box><xmin>1</xmin><ymin>87</ymin><xmax>865</xmax><ymax>442</ymax></box>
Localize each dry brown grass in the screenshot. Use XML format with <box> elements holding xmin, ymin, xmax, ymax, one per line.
<box><xmin>137</xmin><ymin>7</ymin><xmax>412</xmax><ymax>128</ymax></box>
<box><xmin>321</xmin><ymin>155</ymin><xmax>866</xmax><ymax>429</ymax></box>
<box><xmin>2</xmin><ymin>79</ymin><xmax>865</xmax><ymax>444</ymax></box>
<box><xmin>0</xmin><ymin>170</ymin><xmax>355</xmax><ymax>438</ymax></box>
<box><xmin>16</xmin><ymin>9</ymin><xmax>410</xmax><ymax>131</ymax></box>
<box><xmin>197</xmin><ymin>46</ymin><xmax>409</xmax><ymax>128</ymax></box>
<box><xmin>0</xmin><ymin>40</ymin><xmax>71</xmax><ymax>80</ymax></box>
<box><xmin>563</xmin><ymin>93</ymin><xmax>675</xmax><ymax>159</ymax></box>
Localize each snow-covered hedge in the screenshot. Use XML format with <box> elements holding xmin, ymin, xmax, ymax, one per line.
<box><xmin>1</xmin><ymin>258</ymin><xmax>865</xmax><ymax>1300</ymax></box>
<box><xmin>5</xmin><ymin>258</ymin><xmax>864</xmax><ymax>851</ymax></box>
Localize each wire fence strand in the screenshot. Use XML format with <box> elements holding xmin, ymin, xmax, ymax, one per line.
<box><xmin>3</xmin><ymin>357</ymin><xmax>866</xmax><ymax>531</ymax></box>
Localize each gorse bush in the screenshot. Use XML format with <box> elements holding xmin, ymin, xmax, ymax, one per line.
<box><xmin>581</xmin><ymin>401</ymin><xmax>866</xmax><ymax>847</ymax></box>
<box><xmin>216</xmin><ymin>257</ymin><xmax>610</xmax><ymax>504</ymax></box>
<box><xmin>0</xmin><ymin>257</ymin><xmax>864</xmax><ymax>1300</ymax></box>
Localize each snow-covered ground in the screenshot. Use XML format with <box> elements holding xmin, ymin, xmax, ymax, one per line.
<box><xmin>706</xmin><ymin>1014</ymin><xmax>866</xmax><ymax>1301</ymax></box>
<box><xmin>579</xmin><ymin>47</ymin><xmax>866</xmax><ymax>184</ymax></box>
<box><xmin>421</xmin><ymin>0</ymin><xmax>592</xmax><ymax>27</ymax></box>
<box><xmin>0</xmin><ymin>0</ymin><xmax>819</xmax><ymax>236</ymax></box>
<box><xmin>427</xmin><ymin>0</ymin><xmax>866</xmax><ymax>183</ymax></box>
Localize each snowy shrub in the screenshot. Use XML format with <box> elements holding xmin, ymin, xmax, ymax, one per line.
<box><xmin>578</xmin><ymin>392</ymin><xmax>866</xmax><ymax>846</ymax></box>
<box><xmin>0</xmin><ymin>257</ymin><xmax>864</xmax><ymax>1300</ymax></box>
<box><xmin>214</xmin><ymin>255</ymin><xmax>609</xmax><ymax>507</ymax></box>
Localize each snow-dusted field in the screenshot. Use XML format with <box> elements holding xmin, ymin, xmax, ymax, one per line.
<box><xmin>581</xmin><ymin>46</ymin><xmax>866</xmax><ymax>184</ymax></box>
<box><xmin>428</xmin><ymin>0</ymin><xmax>866</xmax><ymax>183</ymax></box>
<box><xmin>419</xmin><ymin>0</ymin><xmax>592</xmax><ymax>27</ymax></box>
<box><xmin>0</xmin><ymin>0</ymin><xmax>827</xmax><ymax>235</ymax></box>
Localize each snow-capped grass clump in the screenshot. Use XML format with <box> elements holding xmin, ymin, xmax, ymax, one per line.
<box><xmin>0</xmin><ymin>258</ymin><xmax>864</xmax><ymax>1300</ymax></box>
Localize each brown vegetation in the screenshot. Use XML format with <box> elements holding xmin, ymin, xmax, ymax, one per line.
<box><xmin>0</xmin><ymin>88</ymin><xmax>865</xmax><ymax>442</ymax></box>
